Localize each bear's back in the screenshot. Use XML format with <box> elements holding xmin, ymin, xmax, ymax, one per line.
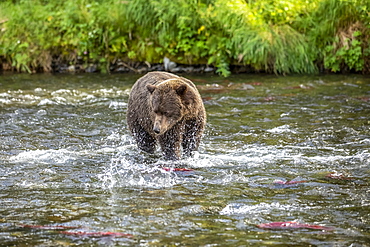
<box><xmin>136</xmin><ymin>71</ymin><xmax>197</xmax><ymax>91</ymax></box>
<box><xmin>136</xmin><ymin>71</ymin><xmax>179</xmax><ymax>88</ymax></box>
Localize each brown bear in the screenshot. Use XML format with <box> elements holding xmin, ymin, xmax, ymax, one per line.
<box><xmin>127</xmin><ymin>71</ymin><xmax>206</xmax><ymax>160</ymax></box>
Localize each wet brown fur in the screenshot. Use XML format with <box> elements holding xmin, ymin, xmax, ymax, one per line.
<box><xmin>127</xmin><ymin>71</ymin><xmax>206</xmax><ymax>160</ymax></box>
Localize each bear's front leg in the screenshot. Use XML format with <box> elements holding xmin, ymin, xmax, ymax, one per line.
<box><xmin>182</xmin><ymin>118</ymin><xmax>204</xmax><ymax>157</ymax></box>
<box><xmin>157</xmin><ymin>126</ymin><xmax>182</xmax><ymax>160</ymax></box>
<box><xmin>132</xmin><ymin>124</ymin><xmax>157</xmax><ymax>154</ymax></box>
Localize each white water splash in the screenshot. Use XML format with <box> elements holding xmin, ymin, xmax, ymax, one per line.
<box><xmin>9</xmin><ymin>149</ymin><xmax>77</xmax><ymax>164</ymax></box>
<box><xmin>266</xmin><ymin>124</ymin><xmax>297</xmax><ymax>134</ymax></box>
<box><xmin>98</xmin><ymin>155</ymin><xmax>184</xmax><ymax>189</ymax></box>
<box><xmin>220</xmin><ymin>202</ymin><xmax>296</xmax><ymax>216</ymax></box>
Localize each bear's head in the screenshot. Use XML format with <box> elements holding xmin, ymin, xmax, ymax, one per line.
<box><xmin>147</xmin><ymin>79</ymin><xmax>194</xmax><ymax>135</ymax></box>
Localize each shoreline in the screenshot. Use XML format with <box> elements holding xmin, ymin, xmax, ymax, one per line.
<box><xmin>1</xmin><ymin>60</ymin><xmax>366</xmax><ymax>76</ymax></box>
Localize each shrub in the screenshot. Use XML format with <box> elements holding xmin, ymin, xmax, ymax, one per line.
<box><xmin>0</xmin><ymin>0</ymin><xmax>369</xmax><ymax>75</ymax></box>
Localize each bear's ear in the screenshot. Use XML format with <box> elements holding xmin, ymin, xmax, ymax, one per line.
<box><xmin>175</xmin><ymin>84</ymin><xmax>187</xmax><ymax>95</ymax></box>
<box><xmin>147</xmin><ymin>84</ymin><xmax>156</xmax><ymax>94</ymax></box>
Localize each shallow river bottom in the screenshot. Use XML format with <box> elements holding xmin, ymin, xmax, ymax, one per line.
<box><xmin>0</xmin><ymin>73</ymin><xmax>369</xmax><ymax>246</ymax></box>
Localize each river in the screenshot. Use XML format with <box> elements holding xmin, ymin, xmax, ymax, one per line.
<box><xmin>1</xmin><ymin>73</ymin><xmax>369</xmax><ymax>246</ymax></box>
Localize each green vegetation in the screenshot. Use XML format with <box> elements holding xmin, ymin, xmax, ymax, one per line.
<box><xmin>0</xmin><ymin>0</ymin><xmax>369</xmax><ymax>76</ymax></box>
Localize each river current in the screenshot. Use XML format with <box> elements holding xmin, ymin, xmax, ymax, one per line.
<box><xmin>0</xmin><ymin>73</ymin><xmax>369</xmax><ymax>246</ymax></box>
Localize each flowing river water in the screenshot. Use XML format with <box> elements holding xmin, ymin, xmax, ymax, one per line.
<box><xmin>0</xmin><ymin>73</ymin><xmax>369</xmax><ymax>246</ymax></box>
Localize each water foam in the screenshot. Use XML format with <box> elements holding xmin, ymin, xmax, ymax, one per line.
<box><xmin>98</xmin><ymin>155</ymin><xmax>184</xmax><ymax>189</ymax></box>
<box><xmin>266</xmin><ymin>124</ymin><xmax>297</xmax><ymax>134</ymax></box>
<box><xmin>9</xmin><ymin>149</ymin><xmax>77</xmax><ymax>164</ymax></box>
<box><xmin>220</xmin><ymin>202</ymin><xmax>295</xmax><ymax>216</ymax></box>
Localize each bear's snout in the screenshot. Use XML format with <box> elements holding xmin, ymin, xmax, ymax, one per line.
<box><xmin>153</xmin><ymin>114</ymin><xmax>170</xmax><ymax>135</ymax></box>
<box><xmin>153</xmin><ymin>124</ymin><xmax>161</xmax><ymax>134</ymax></box>
<box><xmin>153</xmin><ymin>116</ymin><xmax>164</xmax><ymax>135</ymax></box>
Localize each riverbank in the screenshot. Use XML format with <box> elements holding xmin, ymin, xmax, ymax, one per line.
<box><xmin>0</xmin><ymin>0</ymin><xmax>369</xmax><ymax>76</ymax></box>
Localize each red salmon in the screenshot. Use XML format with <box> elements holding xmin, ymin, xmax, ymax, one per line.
<box><xmin>60</xmin><ymin>231</ymin><xmax>133</xmax><ymax>238</ymax></box>
<box><xmin>161</xmin><ymin>167</ymin><xmax>194</xmax><ymax>172</ymax></box>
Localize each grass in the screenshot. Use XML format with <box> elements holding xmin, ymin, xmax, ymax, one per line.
<box><xmin>0</xmin><ymin>0</ymin><xmax>369</xmax><ymax>76</ymax></box>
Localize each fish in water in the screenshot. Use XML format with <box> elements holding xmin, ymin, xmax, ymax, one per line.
<box><xmin>161</xmin><ymin>167</ymin><xmax>194</xmax><ymax>172</ymax></box>
<box><xmin>257</xmin><ymin>221</ymin><xmax>333</xmax><ymax>230</ymax></box>
<box><xmin>60</xmin><ymin>231</ymin><xmax>133</xmax><ymax>238</ymax></box>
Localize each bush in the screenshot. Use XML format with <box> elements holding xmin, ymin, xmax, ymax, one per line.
<box><xmin>0</xmin><ymin>0</ymin><xmax>369</xmax><ymax>75</ymax></box>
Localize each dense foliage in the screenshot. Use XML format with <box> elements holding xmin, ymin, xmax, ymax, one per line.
<box><xmin>0</xmin><ymin>0</ymin><xmax>369</xmax><ymax>75</ymax></box>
